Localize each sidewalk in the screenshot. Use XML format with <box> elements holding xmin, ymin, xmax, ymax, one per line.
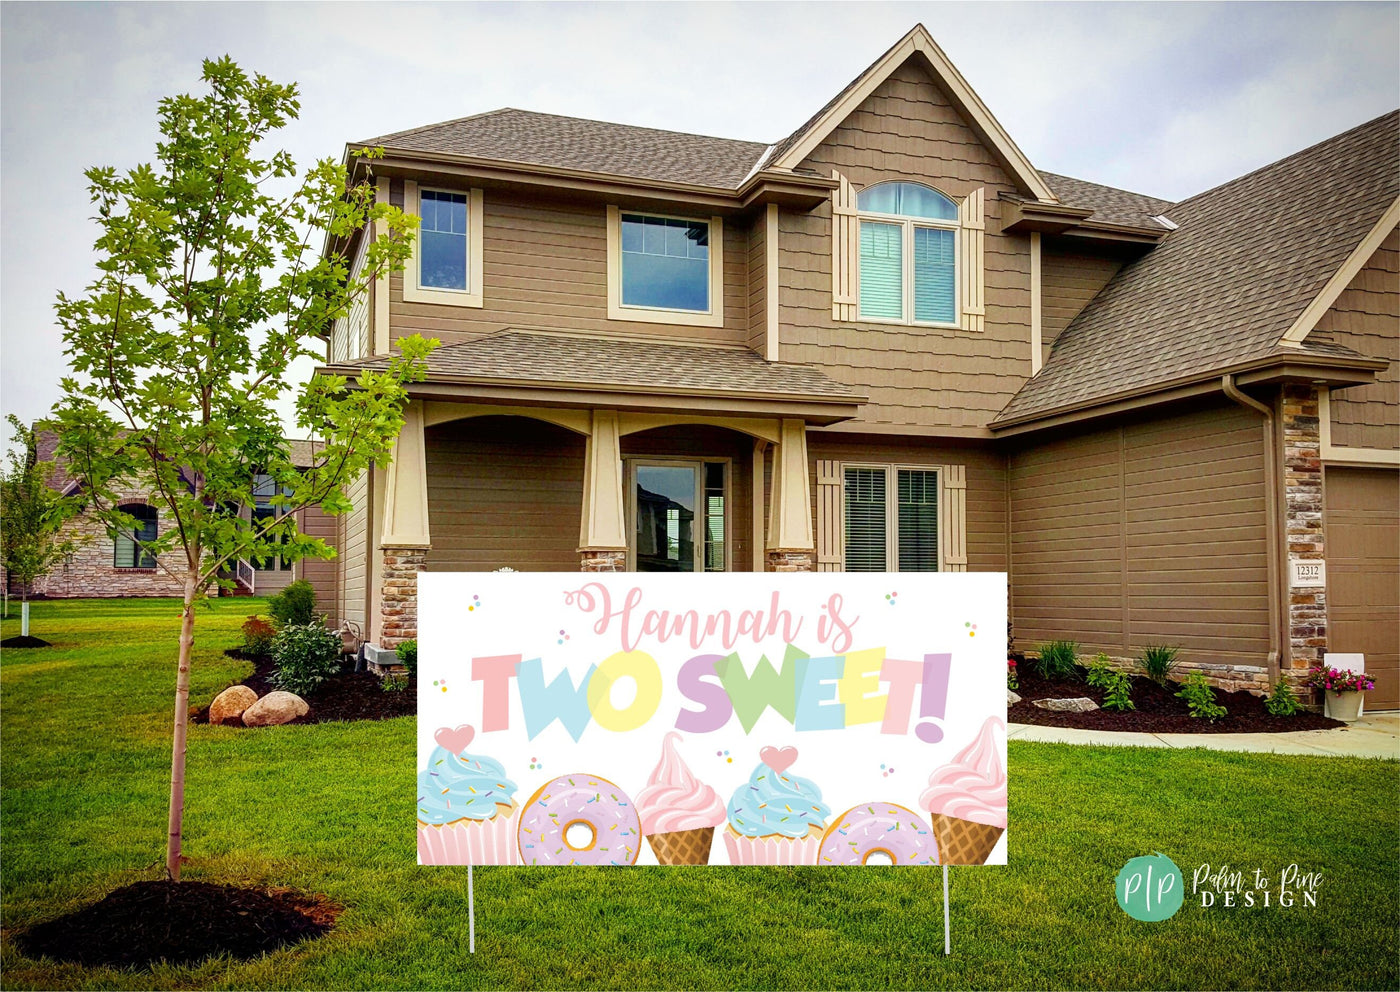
<box><xmin>1008</xmin><ymin>711</ymin><xmax>1400</xmax><ymax>759</ymax></box>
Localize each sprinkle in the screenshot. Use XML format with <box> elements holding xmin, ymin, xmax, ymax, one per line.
<box><xmin>610</xmin><ymin>824</ymin><xmax>617</xmax><ymax>831</ymax></box>
<box><xmin>435</xmin><ymin>760</ymin><xmax>444</xmax><ymax>766</ymax></box>
<box><xmin>441</xmin><ymin>788</ymin><xmax>450</xmax><ymax>795</ymax></box>
<box><xmin>469</xmin><ymin>787</ymin><xmax>477</xmax><ymax>793</ymax></box>
<box><xmin>556</xmin><ymin>847</ymin><xmax>564</xmax><ymax>854</ymax></box>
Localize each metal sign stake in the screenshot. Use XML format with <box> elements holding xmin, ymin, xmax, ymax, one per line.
<box><xmin>468</xmin><ymin>864</ymin><xmax>476</xmax><ymax>954</ymax></box>
<box><xmin>943</xmin><ymin>865</ymin><xmax>951</xmax><ymax>955</ymax></box>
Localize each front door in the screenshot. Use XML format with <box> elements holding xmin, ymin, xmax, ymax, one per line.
<box><xmin>630</xmin><ymin>460</ymin><xmax>728</xmax><ymax>572</ymax></box>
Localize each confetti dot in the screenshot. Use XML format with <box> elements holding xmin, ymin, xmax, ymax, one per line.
<box><xmin>726</xmin><ymin>757</ymin><xmax>732</xmax><ymax>763</ymax></box>
<box><xmin>468</xmin><ymin>606</ymin><xmax>474</xmax><ymax>612</ymax></box>
<box><xmin>880</xmin><ymin>763</ymin><xmax>886</xmax><ymax>769</ymax></box>
<box><xmin>716</xmin><ymin>750</ymin><xmax>723</xmax><ymax>756</ymax></box>
<box><xmin>970</xmin><ymin>631</ymin><xmax>976</xmax><ymax>637</ymax></box>
<box><xmin>965</xmin><ymin>621</ymin><xmax>971</xmax><ymax>627</ymax></box>
<box><xmin>473</xmin><ymin>594</ymin><xmax>480</xmax><ymax>601</ymax></box>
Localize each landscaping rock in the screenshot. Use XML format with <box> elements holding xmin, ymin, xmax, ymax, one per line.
<box><xmin>1033</xmin><ymin>696</ymin><xmax>1099</xmax><ymax>713</ymax></box>
<box><xmin>242</xmin><ymin>690</ymin><xmax>309</xmax><ymax>727</ymax></box>
<box><xmin>209</xmin><ymin>685</ymin><xmax>258</xmax><ymax>725</ymax></box>
<box><xmin>1008</xmin><ymin>690</ymin><xmax>1022</xmax><ymax>706</ymax></box>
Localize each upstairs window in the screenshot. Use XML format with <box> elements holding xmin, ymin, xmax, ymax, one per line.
<box><xmin>113</xmin><ymin>503</ymin><xmax>158</xmax><ymax>569</ymax></box>
<box><xmin>856</xmin><ymin>182</ymin><xmax>958</xmax><ymax>326</ymax></box>
<box><xmin>607</xmin><ymin>207</ymin><xmax>724</xmax><ymax>327</ymax></box>
<box><xmin>403</xmin><ymin>180</ymin><xmax>484</xmax><ymax>307</ymax></box>
<box><xmin>419</xmin><ymin>190</ymin><xmax>469</xmax><ymax>290</ymax></box>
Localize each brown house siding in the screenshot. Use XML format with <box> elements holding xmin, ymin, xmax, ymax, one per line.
<box><xmin>779</xmin><ymin>61</ymin><xmax>1032</xmax><ymax>432</ymax></box>
<box><xmin>746</xmin><ymin>219</ymin><xmax>767</xmax><ymax>355</ymax></box>
<box><xmin>805</xmin><ymin>434</ymin><xmax>1008</xmax><ymax>571</ymax></box>
<box><xmin>386</xmin><ymin>184</ymin><xmax>752</xmax><ymax>351</ymax></box>
<box><xmin>1039</xmin><ymin>241</ymin><xmax>1123</xmax><ymax>361</ymax></box>
<box><xmin>1315</xmin><ymin>227</ymin><xmax>1399</xmax><ymax>450</ymax></box>
<box><xmin>337</xmin><ymin>469</ymin><xmax>371</xmax><ymax>630</ymax></box>
<box><xmin>425</xmin><ymin>416</ymin><xmax>585</xmax><ymax>572</ymax></box>
<box><xmin>299</xmin><ymin>505</ymin><xmax>338</xmax><ymax>609</ymax></box>
<box><xmin>1009</xmin><ymin>401</ymin><xmax>1270</xmax><ymax>666</ymax></box>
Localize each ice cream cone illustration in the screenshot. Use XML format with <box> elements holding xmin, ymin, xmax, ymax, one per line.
<box><xmin>636</xmin><ymin>732</ymin><xmax>726</xmax><ymax>865</ymax></box>
<box><xmin>919</xmin><ymin>717</ymin><xmax>1007</xmax><ymax>865</ymax></box>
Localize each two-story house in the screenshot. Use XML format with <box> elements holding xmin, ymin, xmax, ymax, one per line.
<box><xmin>316</xmin><ymin>25</ymin><xmax>1399</xmax><ymax>707</ymax></box>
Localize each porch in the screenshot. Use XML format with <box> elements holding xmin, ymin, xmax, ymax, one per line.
<box><xmin>319</xmin><ymin>330</ymin><xmax>865</xmax><ymax>649</ymax></box>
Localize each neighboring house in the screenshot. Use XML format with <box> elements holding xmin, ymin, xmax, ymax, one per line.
<box><xmin>23</xmin><ymin>432</ymin><xmax>339</xmax><ymax>604</ymax></box>
<box><xmin>315</xmin><ymin>25</ymin><xmax>1399</xmax><ymax>707</ymax></box>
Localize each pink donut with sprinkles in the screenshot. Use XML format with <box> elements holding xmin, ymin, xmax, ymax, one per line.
<box><xmin>819</xmin><ymin>802</ymin><xmax>939</xmax><ymax>866</ymax></box>
<box><xmin>517</xmin><ymin>773</ymin><xmax>642</xmax><ymax>866</ymax></box>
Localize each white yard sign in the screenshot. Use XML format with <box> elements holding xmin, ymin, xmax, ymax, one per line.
<box><xmin>417</xmin><ymin>572</ymin><xmax>1007</xmax><ymax>867</ymax></box>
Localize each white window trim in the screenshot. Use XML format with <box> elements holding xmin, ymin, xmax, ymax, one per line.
<box><xmin>855</xmin><ymin>207</ymin><xmax>960</xmax><ymax>329</ymax></box>
<box><xmin>403</xmin><ymin>180</ymin><xmax>484</xmax><ymax>308</ymax></box>
<box><xmin>607</xmin><ymin>206</ymin><xmax>724</xmax><ymax>328</ymax></box>
<box><xmin>840</xmin><ymin>462</ymin><xmax>944</xmax><ymax>572</ymax></box>
<box><xmin>623</xmin><ymin>456</ymin><xmax>732</xmax><ymax>573</ymax></box>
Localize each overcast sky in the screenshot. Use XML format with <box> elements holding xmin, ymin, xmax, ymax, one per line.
<box><xmin>3</xmin><ymin>1</ymin><xmax>1397</xmax><ymax>441</ymax></box>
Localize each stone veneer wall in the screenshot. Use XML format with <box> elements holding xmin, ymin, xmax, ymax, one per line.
<box><xmin>28</xmin><ymin>487</ymin><xmax>188</xmax><ymax>598</ymax></box>
<box><xmin>380</xmin><ymin>548</ymin><xmax>427</xmax><ymax>648</ymax></box>
<box><xmin>1281</xmin><ymin>385</ymin><xmax>1326</xmax><ymax>681</ymax></box>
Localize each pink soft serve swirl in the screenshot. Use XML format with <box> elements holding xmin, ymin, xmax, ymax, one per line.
<box><xmin>919</xmin><ymin>717</ymin><xmax>1007</xmax><ymax>828</ymax></box>
<box><xmin>637</xmin><ymin>732</ymin><xmax>726</xmax><ymax>834</ymax></box>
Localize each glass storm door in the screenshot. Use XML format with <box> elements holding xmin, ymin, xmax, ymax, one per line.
<box><xmin>631</xmin><ymin>461</ymin><xmax>726</xmax><ymax>572</ymax></box>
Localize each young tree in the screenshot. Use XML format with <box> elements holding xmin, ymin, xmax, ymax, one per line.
<box><xmin>49</xmin><ymin>57</ymin><xmax>435</xmax><ymax>881</ymax></box>
<box><xmin>0</xmin><ymin>415</ymin><xmax>82</xmax><ymax>640</ymax></box>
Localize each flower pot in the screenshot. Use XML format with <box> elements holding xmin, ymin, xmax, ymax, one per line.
<box><xmin>1324</xmin><ymin>689</ymin><xmax>1364</xmax><ymax>723</ymax></box>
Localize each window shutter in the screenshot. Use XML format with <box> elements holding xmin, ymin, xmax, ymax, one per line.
<box><xmin>941</xmin><ymin>465</ymin><xmax>968</xmax><ymax>572</ymax></box>
<box><xmin>831</xmin><ymin>171</ymin><xmax>858</xmax><ymax>320</ymax></box>
<box><xmin>816</xmin><ymin>460</ymin><xmax>844</xmax><ymax>571</ymax></box>
<box><xmin>959</xmin><ymin>188</ymin><xmax>985</xmax><ymax>333</ymax></box>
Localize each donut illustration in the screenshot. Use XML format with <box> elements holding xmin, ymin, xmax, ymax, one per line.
<box><xmin>818</xmin><ymin>802</ymin><xmax>939</xmax><ymax>866</ymax></box>
<box><xmin>517</xmin><ymin>773</ymin><xmax>642</xmax><ymax>866</ymax></box>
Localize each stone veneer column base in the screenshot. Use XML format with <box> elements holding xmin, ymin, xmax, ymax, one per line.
<box><xmin>580</xmin><ymin>550</ymin><xmax>627</xmax><ymax>572</ymax></box>
<box><xmin>380</xmin><ymin>547</ymin><xmax>428</xmax><ymax>648</ymax></box>
<box><xmin>1281</xmin><ymin>385</ymin><xmax>1326</xmax><ymax>675</ymax></box>
<box><xmin>766</xmin><ymin>550</ymin><xmax>814</xmax><ymax>572</ymax></box>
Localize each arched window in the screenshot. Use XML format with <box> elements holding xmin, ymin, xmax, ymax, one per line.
<box><xmin>856</xmin><ymin>181</ymin><xmax>959</xmax><ymax>325</ymax></box>
<box><xmin>114</xmin><ymin>503</ymin><xmax>158</xmax><ymax>569</ymax></box>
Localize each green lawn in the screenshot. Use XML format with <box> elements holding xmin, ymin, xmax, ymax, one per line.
<box><xmin>1</xmin><ymin>597</ymin><xmax>1396</xmax><ymax>991</ymax></box>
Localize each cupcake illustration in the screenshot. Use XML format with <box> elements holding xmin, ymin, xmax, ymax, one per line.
<box><xmin>723</xmin><ymin>746</ymin><xmax>830</xmax><ymax>865</ymax></box>
<box><xmin>919</xmin><ymin>716</ymin><xmax>1007</xmax><ymax>865</ymax></box>
<box><xmin>417</xmin><ymin>725</ymin><xmax>520</xmax><ymax>865</ymax></box>
<box><xmin>637</xmin><ymin>732</ymin><xmax>726</xmax><ymax>865</ymax></box>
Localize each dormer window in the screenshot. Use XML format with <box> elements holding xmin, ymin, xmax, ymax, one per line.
<box><xmin>856</xmin><ymin>182</ymin><xmax>959</xmax><ymax>326</ymax></box>
<box><xmin>606</xmin><ymin>206</ymin><xmax>724</xmax><ymax>327</ymax></box>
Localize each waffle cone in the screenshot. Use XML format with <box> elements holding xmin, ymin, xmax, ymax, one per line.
<box><xmin>930</xmin><ymin>813</ymin><xmax>1003</xmax><ymax>865</ymax></box>
<box><xmin>646</xmin><ymin>826</ymin><xmax>715</xmax><ymax>866</ymax></box>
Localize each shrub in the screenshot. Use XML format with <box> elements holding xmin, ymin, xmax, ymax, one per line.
<box><xmin>271</xmin><ymin>622</ymin><xmax>342</xmax><ymax>696</ymax></box>
<box><xmin>268</xmin><ymin>579</ymin><xmax>317</xmax><ymax>628</ymax></box>
<box><xmin>1102</xmin><ymin>672</ymin><xmax>1136</xmax><ymax>712</ymax></box>
<box><xmin>1265</xmin><ymin>680</ymin><xmax>1301</xmax><ymax>717</ymax></box>
<box><xmin>1140</xmin><ymin>644</ymin><xmax>1181</xmax><ymax>685</ymax></box>
<box><xmin>1034</xmin><ymin>640</ymin><xmax>1078</xmax><ymax>680</ymax></box>
<box><xmin>1085</xmin><ymin>653</ymin><xmax>1115</xmax><ymax>690</ymax></box>
<box><xmin>1006</xmin><ymin>658</ymin><xmax>1018</xmax><ymax>691</ymax></box>
<box><xmin>381</xmin><ymin>672</ymin><xmax>409</xmax><ymax>693</ymax></box>
<box><xmin>1176</xmin><ymin>672</ymin><xmax>1227</xmax><ymax>721</ymax></box>
<box><xmin>396</xmin><ymin>638</ymin><xmax>418</xmax><ymax>676</ymax></box>
<box><xmin>240</xmin><ymin>615</ymin><xmax>275</xmax><ymax>657</ymax></box>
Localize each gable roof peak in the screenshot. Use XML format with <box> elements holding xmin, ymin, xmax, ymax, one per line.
<box><xmin>768</xmin><ymin>23</ymin><xmax>1057</xmax><ymax>202</ymax></box>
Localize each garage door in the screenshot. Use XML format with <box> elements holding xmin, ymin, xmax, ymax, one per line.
<box><xmin>1326</xmin><ymin>467</ymin><xmax>1400</xmax><ymax>710</ymax></box>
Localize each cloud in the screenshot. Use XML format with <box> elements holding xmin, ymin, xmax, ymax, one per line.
<box><xmin>3</xmin><ymin>1</ymin><xmax>1396</xmax><ymax>439</ymax></box>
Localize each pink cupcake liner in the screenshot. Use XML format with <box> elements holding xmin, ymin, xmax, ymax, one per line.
<box><xmin>418</xmin><ymin>804</ymin><xmax>520</xmax><ymax>865</ymax></box>
<box><xmin>723</xmin><ymin>828</ymin><xmax>822</xmax><ymax>865</ymax></box>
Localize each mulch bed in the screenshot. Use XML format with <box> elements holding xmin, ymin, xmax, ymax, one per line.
<box><xmin>1</xmin><ymin>635</ymin><xmax>52</xmax><ymax>648</ymax></box>
<box><xmin>1011</xmin><ymin>660</ymin><xmax>1343</xmax><ymax>733</ymax></box>
<box><xmin>190</xmin><ymin>651</ymin><xmax>416</xmax><ymax>726</ymax></box>
<box><xmin>14</xmin><ymin>880</ymin><xmax>340</xmax><ymax>969</ymax></box>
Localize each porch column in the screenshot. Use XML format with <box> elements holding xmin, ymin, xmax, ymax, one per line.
<box><xmin>766</xmin><ymin>418</ymin><xmax>815</xmax><ymax>571</ymax></box>
<box><xmin>379</xmin><ymin>399</ymin><xmax>431</xmax><ymax>647</ymax></box>
<box><xmin>579</xmin><ymin>409</ymin><xmax>627</xmax><ymax>571</ymax></box>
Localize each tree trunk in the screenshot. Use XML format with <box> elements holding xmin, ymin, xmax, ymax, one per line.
<box><xmin>166</xmin><ymin>574</ymin><xmax>197</xmax><ymax>881</ymax></box>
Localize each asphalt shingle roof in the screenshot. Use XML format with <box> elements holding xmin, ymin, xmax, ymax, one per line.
<box><xmin>996</xmin><ymin>111</ymin><xmax>1400</xmax><ymax>425</ymax></box>
<box><xmin>362</xmin><ymin>109</ymin><xmax>770</xmax><ymax>190</ymax></box>
<box><xmin>326</xmin><ymin>330</ymin><xmax>866</xmax><ymax>402</ymax></box>
<box><xmin>1039</xmin><ymin>172</ymin><xmax>1175</xmax><ymax>229</ymax></box>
